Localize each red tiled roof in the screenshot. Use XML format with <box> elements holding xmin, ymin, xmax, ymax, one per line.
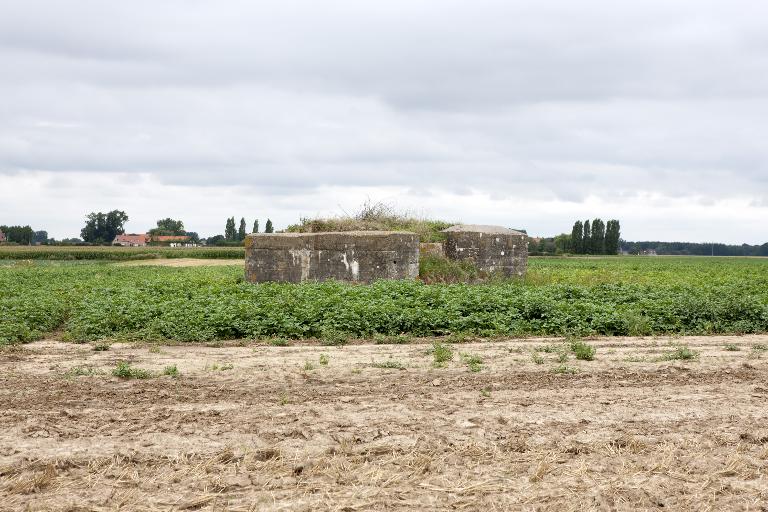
<box><xmin>151</xmin><ymin>235</ymin><xmax>190</xmax><ymax>242</ymax></box>
<box><xmin>113</xmin><ymin>234</ymin><xmax>148</xmax><ymax>244</ymax></box>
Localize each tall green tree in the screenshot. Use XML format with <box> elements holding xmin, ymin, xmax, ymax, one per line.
<box><xmin>80</xmin><ymin>210</ymin><xmax>129</xmax><ymax>243</ymax></box>
<box><xmin>582</xmin><ymin>220</ymin><xmax>591</xmax><ymax>254</ymax></box>
<box><xmin>238</xmin><ymin>218</ymin><xmax>247</xmax><ymax>241</ymax></box>
<box><xmin>264</xmin><ymin>219</ymin><xmax>274</xmax><ymax>233</ymax></box>
<box><xmin>252</xmin><ymin>219</ymin><xmax>259</xmax><ymax>233</ymax></box>
<box><xmin>149</xmin><ymin>218</ymin><xmax>185</xmax><ymax>236</ymax></box>
<box><xmin>591</xmin><ymin>218</ymin><xmax>606</xmax><ymax>254</ymax></box>
<box><xmin>605</xmin><ymin>220</ymin><xmax>621</xmax><ymax>254</ymax></box>
<box><xmin>570</xmin><ymin>221</ymin><xmax>583</xmax><ymax>254</ymax></box>
<box><xmin>0</xmin><ymin>225</ymin><xmax>35</xmax><ymax>245</ymax></box>
<box><xmin>224</xmin><ymin>217</ymin><xmax>236</xmax><ymax>241</ymax></box>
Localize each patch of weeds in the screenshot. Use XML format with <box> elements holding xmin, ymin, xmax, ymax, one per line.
<box><xmin>431</xmin><ymin>342</ymin><xmax>453</xmax><ymax>367</ymax></box>
<box><xmin>319</xmin><ymin>353</ymin><xmax>329</xmax><ymax>366</ymax></box>
<box><xmin>531</xmin><ymin>352</ymin><xmax>544</xmax><ymax>365</ymax></box>
<box><xmin>570</xmin><ymin>340</ymin><xmax>596</xmax><ymax>361</ymax></box>
<box><xmin>623</xmin><ymin>355</ymin><xmax>646</xmax><ymax>363</ymax></box>
<box><xmin>372</xmin><ymin>360</ymin><xmax>405</xmax><ymax>370</ymax></box>
<box><xmin>534</xmin><ymin>344</ymin><xmax>558</xmax><ymax>353</ymax></box>
<box><xmin>557</xmin><ymin>351</ymin><xmax>569</xmax><ymax>363</ymax></box>
<box><xmin>206</xmin><ymin>362</ymin><xmax>233</xmax><ymax>371</ymax></box>
<box><xmin>373</xmin><ymin>333</ymin><xmax>412</xmax><ymax>345</ymax></box>
<box><xmin>480</xmin><ymin>387</ymin><xmax>491</xmax><ymax>398</ymax></box>
<box><xmin>320</xmin><ymin>329</ymin><xmax>350</xmax><ymax>346</ymax></box>
<box><xmin>447</xmin><ymin>332</ymin><xmax>473</xmax><ymax>344</ymax></box>
<box><xmin>92</xmin><ymin>343</ymin><xmax>110</xmax><ymax>352</ymax></box>
<box><xmin>269</xmin><ymin>338</ymin><xmax>290</xmax><ymax>347</ymax></box>
<box><xmin>112</xmin><ymin>361</ymin><xmax>152</xmax><ymax>379</ymax></box>
<box><xmin>148</xmin><ymin>345</ymin><xmax>161</xmax><ymax>354</ymax></box>
<box><xmin>303</xmin><ymin>361</ymin><xmax>315</xmax><ymax>371</ymax></box>
<box><xmin>752</xmin><ymin>344</ymin><xmax>767</xmax><ymax>351</ymax></box>
<box><xmin>206</xmin><ymin>341</ymin><xmax>224</xmax><ymax>348</ymax></box>
<box><xmin>66</xmin><ymin>366</ymin><xmax>100</xmax><ymax>377</ymax></box>
<box><xmin>162</xmin><ymin>365</ymin><xmax>179</xmax><ymax>377</ymax></box>
<box><xmin>279</xmin><ymin>393</ymin><xmax>289</xmax><ymax>405</ymax></box>
<box><xmin>351</xmin><ymin>368</ymin><xmax>362</xmax><ymax>375</ymax></box>
<box><xmin>508</xmin><ymin>347</ymin><xmax>523</xmax><ymax>354</ymax></box>
<box><xmin>657</xmin><ymin>345</ymin><xmax>699</xmax><ymax>362</ymax></box>
<box><xmin>552</xmin><ymin>365</ymin><xmax>579</xmax><ymax>374</ymax></box>
<box><xmin>461</xmin><ymin>353</ymin><xmax>483</xmax><ymax>372</ymax></box>
<box><xmin>724</xmin><ymin>344</ymin><xmax>740</xmax><ymax>352</ymax></box>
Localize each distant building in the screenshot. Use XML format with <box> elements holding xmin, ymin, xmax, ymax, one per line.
<box><xmin>112</xmin><ymin>234</ymin><xmax>149</xmax><ymax>246</ymax></box>
<box><xmin>151</xmin><ymin>235</ymin><xmax>191</xmax><ymax>245</ymax></box>
<box><xmin>0</xmin><ymin>230</ymin><xmax>6</xmax><ymax>243</ymax></box>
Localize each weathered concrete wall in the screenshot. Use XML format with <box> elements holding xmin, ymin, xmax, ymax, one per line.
<box><xmin>245</xmin><ymin>231</ymin><xmax>419</xmax><ymax>283</ymax></box>
<box><xmin>443</xmin><ymin>224</ymin><xmax>528</xmax><ymax>277</ymax></box>
<box><xmin>419</xmin><ymin>242</ymin><xmax>444</xmax><ymax>258</ymax></box>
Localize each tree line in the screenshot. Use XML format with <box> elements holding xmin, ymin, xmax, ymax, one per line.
<box><xmin>569</xmin><ymin>219</ymin><xmax>621</xmax><ymax>255</ymax></box>
<box><xmin>0</xmin><ymin>225</ymin><xmax>49</xmax><ymax>245</ymax></box>
<box><xmin>622</xmin><ymin>240</ymin><xmax>768</xmax><ymax>256</ymax></box>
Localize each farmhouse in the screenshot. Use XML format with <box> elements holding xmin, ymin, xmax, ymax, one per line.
<box><xmin>112</xmin><ymin>234</ymin><xmax>149</xmax><ymax>246</ymax></box>
<box><xmin>151</xmin><ymin>235</ymin><xmax>191</xmax><ymax>245</ymax></box>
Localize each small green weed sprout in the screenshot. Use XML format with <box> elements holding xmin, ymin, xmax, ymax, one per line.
<box><xmin>535</xmin><ymin>344</ymin><xmax>558</xmax><ymax>353</ymax></box>
<box><xmin>570</xmin><ymin>340</ymin><xmax>596</xmax><ymax>361</ymax></box>
<box><xmin>461</xmin><ymin>353</ymin><xmax>483</xmax><ymax>372</ymax></box>
<box><xmin>657</xmin><ymin>345</ymin><xmax>699</xmax><ymax>362</ymax></box>
<box><xmin>112</xmin><ymin>362</ymin><xmax>152</xmax><ymax>379</ymax></box>
<box><xmin>432</xmin><ymin>342</ymin><xmax>454</xmax><ymax>367</ymax></box>
<box><xmin>162</xmin><ymin>365</ymin><xmax>179</xmax><ymax>377</ymax></box>
<box><xmin>623</xmin><ymin>355</ymin><xmax>646</xmax><ymax>363</ymax></box>
<box><xmin>557</xmin><ymin>351</ymin><xmax>569</xmax><ymax>363</ymax></box>
<box><xmin>552</xmin><ymin>365</ymin><xmax>579</xmax><ymax>374</ymax></box>
<box><xmin>148</xmin><ymin>345</ymin><xmax>161</xmax><ymax>354</ymax></box>
<box><xmin>531</xmin><ymin>352</ymin><xmax>544</xmax><ymax>365</ymax></box>
<box><xmin>269</xmin><ymin>338</ymin><xmax>290</xmax><ymax>347</ymax></box>
<box><xmin>319</xmin><ymin>353</ymin><xmax>329</xmax><ymax>366</ymax></box>
<box><xmin>752</xmin><ymin>344</ymin><xmax>767</xmax><ymax>351</ymax></box>
<box><xmin>724</xmin><ymin>344</ymin><xmax>740</xmax><ymax>352</ymax></box>
<box><xmin>92</xmin><ymin>343</ymin><xmax>110</xmax><ymax>352</ymax></box>
<box><xmin>480</xmin><ymin>387</ymin><xmax>491</xmax><ymax>398</ymax></box>
<box><xmin>372</xmin><ymin>360</ymin><xmax>405</xmax><ymax>370</ymax></box>
<box><xmin>66</xmin><ymin>366</ymin><xmax>99</xmax><ymax>377</ymax></box>
<box><xmin>303</xmin><ymin>361</ymin><xmax>315</xmax><ymax>371</ymax></box>
<box><xmin>220</xmin><ymin>363</ymin><xmax>234</xmax><ymax>371</ymax></box>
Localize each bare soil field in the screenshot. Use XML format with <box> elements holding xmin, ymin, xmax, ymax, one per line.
<box><xmin>1</xmin><ymin>336</ymin><xmax>767</xmax><ymax>511</ymax></box>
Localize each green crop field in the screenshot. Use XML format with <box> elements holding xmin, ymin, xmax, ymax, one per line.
<box><xmin>0</xmin><ymin>245</ymin><xmax>244</xmax><ymax>261</ymax></box>
<box><xmin>1</xmin><ymin>256</ymin><xmax>767</xmax><ymax>344</ymax></box>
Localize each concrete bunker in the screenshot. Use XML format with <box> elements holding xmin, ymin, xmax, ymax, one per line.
<box><xmin>245</xmin><ymin>231</ymin><xmax>419</xmax><ymax>283</ymax></box>
<box><xmin>443</xmin><ymin>224</ymin><xmax>528</xmax><ymax>277</ymax></box>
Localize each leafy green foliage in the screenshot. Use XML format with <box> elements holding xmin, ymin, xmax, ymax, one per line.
<box><xmin>1</xmin><ymin>257</ymin><xmax>768</xmax><ymax>344</ymax></box>
<box><xmin>432</xmin><ymin>342</ymin><xmax>454</xmax><ymax>366</ymax></box>
<box><xmin>461</xmin><ymin>353</ymin><xmax>483</xmax><ymax>372</ymax></box>
<box><xmin>569</xmin><ymin>340</ymin><xmax>596</xmax><ymax>361</ymax></box>
<box><xmin>162</xmin><ymin>365</ymin><xmax>179</xmax><ymax>377</ymax></box>
<box><xmin>112</xmin><ymin>362</ymin><xmax>152</xmax><ymax>379</ymax></box>
<box><xmin>657</xmin><ymin>345</ymin><xmax>699</xmax><ymax>361</ymax></box>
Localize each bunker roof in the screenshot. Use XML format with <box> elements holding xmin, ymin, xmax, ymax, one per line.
<box><xmin>442</xmin><ymin>224</ymin><xmax>526</xmax><ymax>236</ymax></box>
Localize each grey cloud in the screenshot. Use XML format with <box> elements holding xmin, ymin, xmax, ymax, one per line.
<box><xmin>0</xmin><ymin>0</ymin><xmax>767</xmax><ymax>221</ymax></box>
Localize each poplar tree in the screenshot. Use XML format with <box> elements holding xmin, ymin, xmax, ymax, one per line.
<box><xmin>264</xmin><ymin>219</ymin><xmax>274</xmax><ymax>233</ymax></box>
<box><xmin>238</xmin><ymin>218</ymin><xmax>247</xmax><ymax>241</ymax></box>
<box><xmin>582</xmin><ymin>220</ymin><xmax>591</xmax><ymax>254</ymax></box>
<box><xmin>252</xmin><ymin>219</ymin><xmax>259</xmax><ymax>233</ymax></box>
<box><xmin>591</xmin><ymin>218</ymin><xmax>606</xmax><ymax>254</ymax></box>
<box><xmin>570</xmin><ymin>221</ymin><xmax>583</xmax><ymax>254</ymax></box>
<box><xmin>225</xmin><ymin>217</ymin><xmax>236</xmax><ymax>241</ymax></box>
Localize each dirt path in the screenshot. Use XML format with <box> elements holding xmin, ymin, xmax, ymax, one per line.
<box><xmin>1</xmin><ymin>336</ymin><xmax>767</xmax><ymax>511</ymax></box>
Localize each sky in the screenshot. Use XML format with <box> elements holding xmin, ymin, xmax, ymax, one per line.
<box><xmin>1</xmin><ymin>0</ymin><xmax>766</xmax><ymax>243</ymax></box>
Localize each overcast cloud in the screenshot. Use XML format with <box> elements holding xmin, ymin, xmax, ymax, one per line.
<box><xmin>1</xmin><ymin>0</ymin><xmax>766</xmax><ymax>242</ymax></box>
